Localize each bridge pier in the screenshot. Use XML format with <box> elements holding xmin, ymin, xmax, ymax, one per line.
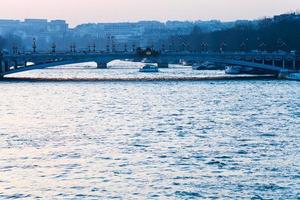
<box><xmin>157</xmin><ymin>62</ymin><xmax>169</xmax><ymax>68</ymax></box>
<box><xmin>97</xmin><ymin>62</ymin><xmax>108</xmax><ymax>69</ymax></box>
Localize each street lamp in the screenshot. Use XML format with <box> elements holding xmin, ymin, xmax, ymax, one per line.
<box><xmin>204</xmin><ymin>43</ymin><xmax>208</xmax><ymax>52</ymax></box>
<box><xmin>111</xmin><ymin>36</ymin><xmax>116</xmax><ymax>52</ymax></box>
<box><xmin>12</xmin><ymin>43</ymin><xmax>18</xmax><ymax>54</ymax></box>
<box><xmin>181</xmin><ymin>43</ymin><xmax>186</xmax><ymax>52</ymax></box>
<box><xmin>51</xmin><ymin>42</ymin><xmax>56</xmax><ymax>53</ymax></box>
<box><xmin>124</xmin><ymin>43</ymin><xmax>127</xmax><ymax>52</ymax></box>
<box><xmin>70</xmin><ymin>44</ymin><xmax>73</xmax><ymax>52</ymax></box>
<box><xmin>32</xmin><ymin>38</ymin><xmax>37</xmax><ymax>53</ymax></box>
<box><xmin>92</xmin><ymin>43</ymin><xmax>96</xmax><ymax>52</ymax></box>
<box><xmin>70</xmin><ymin>43</ymin><xmax>76</xmax><ymax>52</ymax></box>
<box><xmin>201</xmin><ymin>42</ymin><xmax>207</xmax><ymax>52</ymax></box>
<box><xmin>161</xmin><ymin>44</ymin><xmax>165</xmax><ymax>52</ymax></box>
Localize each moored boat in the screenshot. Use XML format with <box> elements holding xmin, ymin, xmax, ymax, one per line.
<box><xmin>139</xmin><ymin>64</ymin><xmax>159</xmax><ymax>73</ymax></box>
<box><xmin>286</xmin><ymin>72</ymin><xmax>300</xmax><ymax>81</ymax></box>
<box><xmin>225</xmin><ymin>66</ymin><xmax>242</xmax><ymax>74</ymax></box>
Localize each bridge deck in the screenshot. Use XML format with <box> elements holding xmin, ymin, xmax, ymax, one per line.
<box><xmin>1</xmin><ymin>51</ymin><xmax>298</xmax><ymax>76</ymax></box>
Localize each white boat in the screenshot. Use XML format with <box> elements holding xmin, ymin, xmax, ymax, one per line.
<box><xmin>139</xmin><ymin>64</ymin><xmax>159</xmax><ymax>73</ymax></box>
<box><xmin>226</xmin><ymin>66</ymin><xmax>272</xmax><ymax>75</ymax></box>
<box><xmin>225</xmin><ymin>66</ymin><xmax>242</xmax><ymax>74</ymax></box>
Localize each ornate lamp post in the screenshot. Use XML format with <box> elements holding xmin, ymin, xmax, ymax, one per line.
<box><xmin>51</xmin><ymin>42</ymin><xmax>56</xmax><ymax>53</ymax></box>
<box><xmin>70</xmin><ymin>43</ymin><xmax>76</xmax><ymax>52</ymax></box>
<box><xmin>200</xmin><ymin>43</ymin><xmax>204</xmax><ymax>52</ymax></box>
<box><xmin>201</xmin><ymin>42</ymin><xmax>208</xmax><ymax>52</ymax></box>
<box><xmin>106</xmin><ymin>35</ymin><xmax>112</xmax><ymax>52</ymax></box>
<box><xmin>171</xmin><ymin>40</ymin><xmax>175</xmax><ymax>52</ymax></box>
<box><xmin>124</xmin><ymin>43</ymin><xmax>127</xmax><ymax>52</ymax></box>
<box><xmin>204</xmin><ymin>43</ymin><xmax>208</xmax><ymax>52</ymax></box>
<box><xmin>70</xmin><ymin>43</ymin><xmax>73</xmax><ymax>52</ymax></box>
<box><xmin>92</xmin><ymin>43</ymin><xmax>96</xmax><ymax>52</ymax></box>
<box><xmin>12</xmin><ymin>43</ymin><xmax>18</xmax><ymax>54</ymax></box>
<box><xmin>112</xmin><ymin>43</ymin><xmax>116</xmax><ymax>52</ymax></box>
<box><xmin>161</xmin><ymin>44</ymin><xmax>165</xmax><ymax>52</ymax></box>
<box><xmin>32</xmin><ymin>38</ymin><xmax>37</xmax><ymax>53</ymax></box>
<box><xmin>181</xmin><ymin>43</ymin><xmax>186</xmax><ymax>52</ymax></box>
<box><xmin>151</xmin><ymin>43</ymin><xmax>154</xmax><ymax>50</ymax></box>
<box><xmin>111</xmin><ymin>36</ymin><xmax>116</xmax><ymax>52</ymax></box>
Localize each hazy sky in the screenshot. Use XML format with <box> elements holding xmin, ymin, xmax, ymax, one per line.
<box><xmin>1</xmin><ymin>0</ymin><xmax>300</xmax><ymax>26</ymax></box>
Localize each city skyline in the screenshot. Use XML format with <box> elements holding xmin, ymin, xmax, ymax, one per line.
<box><xmin>1</xmin><ymin>0</ymin><xmax>300</xmax><ymax>27</ymax></box>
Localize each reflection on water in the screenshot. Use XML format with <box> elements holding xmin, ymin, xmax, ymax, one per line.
<box><xmin>0</xmin><ymin>62</ymin><xmax>299</xmax><ymax>199</ymax></box>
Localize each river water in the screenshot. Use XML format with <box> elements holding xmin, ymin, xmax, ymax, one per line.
<box><xmin>0</xmin><ymin>62</ymin><xmax>299</xmax><ymax>199</ymax></box>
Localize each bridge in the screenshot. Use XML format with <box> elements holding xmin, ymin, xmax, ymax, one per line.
<box><xmin>0</xmin><ymin>50</ymin><xmax>299</xmax><ymax>78</ymax></box>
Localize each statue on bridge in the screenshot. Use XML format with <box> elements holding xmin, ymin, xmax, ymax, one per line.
<box><xmin>136</xmin><ymin>47</ymin><xmax>160</xmax><ymax>57</ymax></box>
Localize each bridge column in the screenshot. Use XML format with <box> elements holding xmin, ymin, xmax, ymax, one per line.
<box><xmin>97</xmin><ymin>62</ymin><xmax>108</xmax><ymax>69</ymax></box>
<box><xmin>272</xmin><ymin>59</ymin><xmax>275</xmax><ymax>66</ymax></box>
<box><xmin>157</xmin><ymin>62</ymin><xmax>169</xmax><ymax>68</ymax></box>
<box><xmin>282</xmin><ymin>59</ymin><xmax>286</xmax><ymax>69</ymax></box>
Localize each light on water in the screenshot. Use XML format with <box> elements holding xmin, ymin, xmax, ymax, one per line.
<box><xmin>0</xmin><ymin>63</ymin><xmax>299</xmax><ymax>199</ymax></box>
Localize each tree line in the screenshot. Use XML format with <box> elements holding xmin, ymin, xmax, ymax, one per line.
<box><xmin>165</xmin><ymin>13</ymin><xmax>300</xmax><ymax>52</ymax></box>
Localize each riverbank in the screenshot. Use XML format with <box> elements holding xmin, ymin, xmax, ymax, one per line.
<box><xmin>0</xmin><ymin>75</ymin><xmax>277</xmax><ymax>82</ymax></box>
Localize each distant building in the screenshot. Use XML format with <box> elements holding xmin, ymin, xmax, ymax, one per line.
<box><xmin>0</xmin><ymin>17</ymin><xmax>262</xmax><ymax>51</ymax></box>
<box><xmin>48</xmin><ymin>20</ymin><xmax>69</xmax><ymax>33</ymax></box>
<box><xmin>0</xmin><ymin>19</ymin><xmax>21</xmax><ymax>33</ymax></box>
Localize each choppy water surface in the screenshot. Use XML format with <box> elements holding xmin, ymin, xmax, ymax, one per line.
<box><xmin>0</xmin><ymin>63</ymin><xmax>299</xmax><ymax>199</ymax></box>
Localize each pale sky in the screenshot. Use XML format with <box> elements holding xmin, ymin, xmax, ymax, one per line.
<box><xmin>1</xmin><ymin>0</ymin><xmax>300</xmax><ymax>27</ymax></box>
